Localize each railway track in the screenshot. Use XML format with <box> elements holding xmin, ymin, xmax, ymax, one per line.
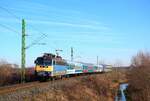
<box><xmin>0</xmin><ymin>73</ymin><xmax>102</xmax><ymax>95</ymax></box>
<box><xmin>0</xmin><ymin>79</ymin><xmax>70</xmax><ymax>95</ymax></box>
<box><xmin>0</xmin><ymin>81</ymin><xmax>39</xmax><ymax>95</ymax></box>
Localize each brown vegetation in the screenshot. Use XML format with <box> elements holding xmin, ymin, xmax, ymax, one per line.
<box><xmin>0</xmin><ymin>60</ymin><xmax>35</xmax><ymax>86</ymax></box>
<box><xmin>127</xmin><ymin>51</ymin><xmax>150</xmax><ymax>101</ymax></box>
<box><xmin>31</xmin><ymin>70</ymin><xmax>127</xmax><ymax>101</ymax></box>
<box><xmin>0</xmin><ymin>72</ymin><xmax>125</xmax><ymax>101</ymax></box>
<box><xmin>0</xmin><ymin>61</ymin><xmax>20</xmax><ymax>86</ymax></box>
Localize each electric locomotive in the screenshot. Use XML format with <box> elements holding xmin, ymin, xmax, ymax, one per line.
<box><xmin>34</xmin><ymin>53</ymin><xmax>70</xmax><ymax>80</ymax></box>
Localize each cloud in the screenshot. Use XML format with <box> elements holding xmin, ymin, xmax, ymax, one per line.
<box><xmin>27</xmin><ymin>19</ymin><xmax>109</xmax><ymax>30</ymax></box>
<box><xmin>0</xmin><ymin>1</ymin><xmax>110</xmax><ymax>31</ymax></box>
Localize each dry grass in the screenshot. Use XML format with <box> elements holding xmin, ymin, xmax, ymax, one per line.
<box><xmin>0</xmin><ymin>71</ymin><xmax>127</xmax><ymax>101</ymax></box>
<box><xmin>28</xmin><ymin>78</ymin><xmax>103</xmax><ymax>101</ymax></box>
<box><xmin>19</xmin><ymin>72</ymin><xmax>123</xmax><ymax>101</ymax></box>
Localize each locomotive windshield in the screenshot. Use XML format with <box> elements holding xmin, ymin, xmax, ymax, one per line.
<box><xmin>35</xmin><ymin>57</ymin><xmax>43</xmax><ymax>65</ymax></box>
<box><xmin>44</xmin><ymin>60</ymin><xmax>52</xmax><ymax>65</ymax></box>
<box><xmin>35</xmin><ymin>57</ymin><xmax>52</xmax><ymax>66</ymax></box>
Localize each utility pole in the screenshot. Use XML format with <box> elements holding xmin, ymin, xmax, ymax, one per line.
<box><xmin>20</xmin><ymin>19</ymin><xmax>46</xmax><ymax>83</ymax></box>
<box><xmin>21</xmin><ymin>19</ymin><xmax>26</xmax><ymax>83</ymax></box>
<box><xmin>71</xmin><ymin>47</ymin><xmax>73</xmax><ymax>62</ymax></box>
<box><xmin>97</xmin><ymin>56</ymin><xmax>99</xmax><ymax>66</ymax></box>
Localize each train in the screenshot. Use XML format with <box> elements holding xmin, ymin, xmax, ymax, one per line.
<box><xmin>34</xmin><ymin>53</ymin><xmax>112</xmax><ymax>81</ymax></box>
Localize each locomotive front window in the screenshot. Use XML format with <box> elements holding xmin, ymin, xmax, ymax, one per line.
<box><xmin>35</xmin><ymin>57</ymin><xmax>44</xmax><ymax>65</ymax></box>
<box><xmin>35</xmin><ymin>57</ymin><xmax>52</xmax><ymax>66</ymax></box>
<box><xmin>44</xmin><ymin>60</ymin><xmax>52</xmax><ymax>66</ymax></box>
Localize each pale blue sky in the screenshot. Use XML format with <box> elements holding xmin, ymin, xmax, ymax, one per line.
<box><xmin>0</xmin><ymin>0</ymin><xmax>150</xmax><ymax>66</ymax></box>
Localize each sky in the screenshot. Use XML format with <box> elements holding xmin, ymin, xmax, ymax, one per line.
<box><xmin>0</xmin><ymin>0</ymin><xmax>150</xmax><ymax>66</ymax></box>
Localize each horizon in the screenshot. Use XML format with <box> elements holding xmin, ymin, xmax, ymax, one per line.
<box><xmin>0</xmin><ymin>0</ymin><xmax>150</xmax><ymax>67</ymax></box>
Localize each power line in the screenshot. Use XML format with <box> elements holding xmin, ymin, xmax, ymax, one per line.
<box><xmin>26</xmin><ymin>33</ymin><xmax>47</xmax><ymax>49</ymax></box>
<box><xmin>0</xmin><ymin>23</ymin><xmax>31</xmax><ymax>37</ymax></box>
<box><xmin>0</xmin><ymin>23</ymin><xmax>20</xmax><ymax>35</ymax></box>
<box><xmin>0</xmin><ymin>6</ymin><xmax>48</xmax><ymax>37</ymax></box>
<box><xmin>26</xmin><ymin>23</ymin><xmax>48</xmax><ymax>44</ymax></box>
<box><xmin>0</xmin><ymin>6</ymin><xmax>21</xmax><ymax>36</ymax></box>
<box><xmin>0</xmin><ymin>6</ymin><xmax>21</xmax><ymax>20</ymax></box>
<box><xmin>0</xmin><ymin>6</ymin><xmax>48</xmax><ymax>47</ymax></box>
<box><xmin>27</xmin><ymin>22</ymin><xmax>47</xmax><ymax>36</ymax></box>
<box><xmin>0</xmin><ymin>5</ymin><xmax>47</xmax><ymax>36</ymax></box>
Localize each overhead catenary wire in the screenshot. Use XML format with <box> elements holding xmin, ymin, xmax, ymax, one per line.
<box><xmin>0</xmin><ymin>6</ymin><xmax>21</xmax><ymax>20</ymax></box>
<box><xmin>0</xmin><ymin>23</ymin><xmax>31</xmax><ymax>38</ymax></box>
<box><xmin>26</xmin><ymin>33</ymin><xmax>47</xmax><ymax>49</ymax></box>
<box><xmin>0</xmin><ymin>6</ymin><xmax>48</xmax><ymax>38</ymax></box>
<box><xmin>25</xmin><ymin>22</ymin><xmax>49</xmax><ymax>48</ymax></box>
<box><xmin>0</xmin><ymin>23</ymin><xmax>20</xmax><ymax>35</ymax></box>
<box><xmin>0</xmin><ymin>5</ymin><xmax>47</xmax><ymax>36</ymax></box>
<box><xmin>0</xmin><ymin>6</ymin><xmax>48</xmax><ymax>47</ymax></box>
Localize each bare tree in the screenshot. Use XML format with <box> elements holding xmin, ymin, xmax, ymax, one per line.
<box><xmin>128</xmin><ymin>51</ymin><xmax>150</xmax><ymax>101</ymax></box>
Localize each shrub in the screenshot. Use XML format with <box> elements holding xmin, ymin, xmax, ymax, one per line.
<box><xmin>127</xmin><ymin>51</ymin><xmax>150</xmax><ymax>101</ymax></box>
<box><xmin>0</xmin><ymin>60</ymin><xmax>20</xmax><ymax>86</ymax></box>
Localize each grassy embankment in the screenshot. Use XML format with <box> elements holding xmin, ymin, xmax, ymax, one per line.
<box><xmin>23</xmin><ymin>70</ymin><xmax>127</xmax><ymax>101</ymax></box>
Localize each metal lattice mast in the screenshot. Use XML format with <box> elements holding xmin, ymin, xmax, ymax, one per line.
<box><xmin>71</xmin><ymin>47</ymin><xmax>73</xmax><ymax>62</ymax></box>
<box><xmin>21</xmin><ymin>19</ymin><xmax>26</xmax><ymax>83</ymax></box>
<box><xmin>97</xmin><ymin>56</ymin><xmax>99</xmax><ymax>66</ymax></box>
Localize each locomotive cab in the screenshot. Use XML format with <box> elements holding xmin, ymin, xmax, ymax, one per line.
<box><xmin>34</xmin><ymin>54</ymin><xmax>54</xmax><ymax>80</ymax></box>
